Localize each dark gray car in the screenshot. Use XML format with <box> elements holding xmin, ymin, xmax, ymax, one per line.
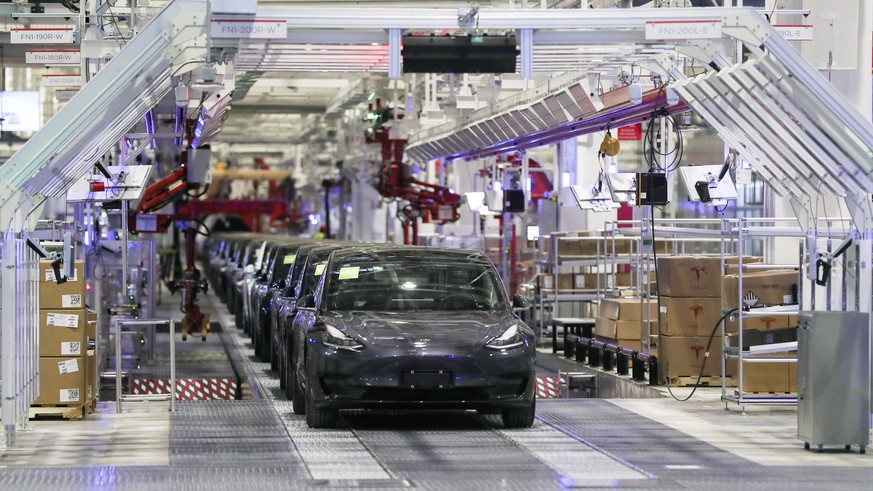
<box><xmin>293</xmin><ymin>246</ymin><xmax>536</xmax><ymax>429</ymax></box>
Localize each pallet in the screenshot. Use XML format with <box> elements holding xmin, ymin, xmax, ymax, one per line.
<box><xmin>667</xmin><ymin>375</ymin><xmax>736</xmax><ymax>387</ymax></box>
<box><xmin>29</xmin><ymin>403</ymin><xmax>87</xmax><ymax>420</ymax></box>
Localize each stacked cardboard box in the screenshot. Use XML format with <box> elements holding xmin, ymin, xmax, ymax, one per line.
<box><xmin>594</xmin><ymin>298</ymin><xmax>659</xmax><ymax>353</ymax></box>
<box><xmin>34</xmin><ymin>260</ymin><xmax>94</xmax><ymax>408</ymax></box>
<box><xmin>656</xmin><ymin>256</ymin><xmax>737</xmax><ymax>382</ymax></box>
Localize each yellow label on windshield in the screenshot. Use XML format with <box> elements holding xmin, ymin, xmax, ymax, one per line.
<box><xmin>338</xmin><ymin>266</ymin><xmax>360</xmax><ymax>280</ymax></box>
<box><xmin>314</xmin><ymin>264</ymin><xmax>326</xmax><ymax>276</ymax></box>
<box><xmin>283</xmin><ymin>254</ymin><xmax>296</xmax><ymax>265</ymax></box>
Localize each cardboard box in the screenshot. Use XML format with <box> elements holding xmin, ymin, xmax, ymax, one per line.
<box><xmin>594</xmin><ymin>317</ymin><xmax>616</xmax><ymax>338</ymax></box>
<box><xmin>538</xmin><ymin>273</ymin><xmax>575</xmax><ymax>291</ymax></box>
<box><xmin>725</xmin><ymin>327</ymin><xmax>797</xmax><ymax>350</ymax></box>
<box><xmin>722</xmin><ymin>270</ymin><xmax>799</xmax><ymax>309</ymax></box>
<box><xmin>741</xmin><ymin>353</ymin><xmax>793</xmax><ymax>393</ymax></box>
<box><xmin>600</xmin><ymin>297</ymin><xmax>658</xmax><ymax>321</ymax></box>
<box><xmin>722</xmin><ymin>256</ymin><xmax>764</xmax><ymax>273</ymax></box>
<box><xmin>661</xmin><ymin>297</ymin><xmax>723</xmax><ymax>337</ymax></box>
<box><xmin>86</xmin><ymin>350</ymin><xmax>97</xmax><ymax>402</ymax></box>
<box><xmin>39</xmin><ymin>260</ymin><xmax>85</xmax><ymax>309</ymax></box>
<box><xmin>724</xmin><ymin>314</ymin><xmax>795</xmax><ymax>333</ymax></box>
<box><xmin>789</xmin><ymin>361</ymin><xmax>797</xmax><ymax>393</ymax></box>
<box><xmin>39</xmin><ymin>308</ymin><xmax>87</xmax><ymax>357</ymax></box>
<box><xmin>574</xmin><ymin>272</ymin><xmax>632</xmax><ymax>290</ymax></box>
<box><xmin>658</xmin><ymin>335</ymin><xmax>736</xmax><ymax>378</ymax></box>
<box><xmin>656</xmin><ymin>256</ymin><xmax>723</xmax><ymax>297</ymax></box>
<box><xmin>86</xmin><ymin>309</ymin><xmax>97</xmax><ymax>341</ymax></box>
<box><xmin>615</xmin><ymin>320</ymin><xmax>658</xmax><ymax>340</ymax></box>
<box><xmin>34</xmin><ymin>356</ymin><xmax>87</xmax><ymax>405</ymax></box>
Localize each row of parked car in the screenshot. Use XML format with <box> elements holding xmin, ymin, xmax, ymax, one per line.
<box><xmin>203</xmin><ymin>233</ymin><xmax>537</xmax><ymax>428</ymax></box>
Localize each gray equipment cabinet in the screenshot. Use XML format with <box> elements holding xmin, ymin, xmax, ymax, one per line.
<box><xmin>797</xmin><ymin>311</ymin><xmax>870</xmax><ymax>453</ymax></box>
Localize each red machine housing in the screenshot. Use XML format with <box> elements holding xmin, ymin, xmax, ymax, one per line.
<box><xmin>371</xmin><ymin>127</ymin><xmax>462</xmax><ymax>245</ymax></box>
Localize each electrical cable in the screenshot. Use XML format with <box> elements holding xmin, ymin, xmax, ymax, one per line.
<box><xmin>105</xmin><ymin>5</ymin><xmax>127</xmax><ymax>48</ymax></box>
<box><xmin>641</xmin><ymin>86</ymin><xmax>684</xmax><ymax>174</ymax></box>
<box><xmin>651</xmin><ymin>205</ymin><xmax>739</xmax><ymax>401</ymax></box>
<box><xmin>61</xmin><ymin>1</ymin><xmax>80</xmax><ymax>13</ymax></box>
<box><xmin>192</xmin><ymin>217</ymin><xmax>211</xmax><ymax>237</ymax></box>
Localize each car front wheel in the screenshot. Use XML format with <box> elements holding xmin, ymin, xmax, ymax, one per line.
<box><xmin>305</xmin><ymin>380</ymin><xmax>337</xmax><ymax>428</ymax></box>
<box><xmin>501</xmin><ymin>397</ymin><xmax>536</xmax><ymax>428</ymax></box>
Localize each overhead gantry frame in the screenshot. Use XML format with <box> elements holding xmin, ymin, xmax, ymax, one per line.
<box><xmin>1</xmin><ymin>3</ymin><xmax>871</xmax><ymax>443</ymax></box>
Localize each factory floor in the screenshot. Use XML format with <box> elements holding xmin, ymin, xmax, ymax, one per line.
<box><xmin>0</xmin><ymin>291</ymin><xmax>870</xmax><ymax>490</ymax></box>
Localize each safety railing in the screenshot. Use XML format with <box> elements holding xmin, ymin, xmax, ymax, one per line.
<box><xmin>114</xmin><ymin>318</ymin><xmax>176</xmax><ymax>413</ymax></box>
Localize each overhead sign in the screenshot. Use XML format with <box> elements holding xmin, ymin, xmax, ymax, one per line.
<box><xmin>55</xmin><ymin>90</ymin><xmax>78</xmax><ymax>102</ymax></box>
<box><xmin>210</xmin><ymin>19</ymin><xmax>287</xmax><ymax>39</ymax></box>
<box><xmin>773</xmin><ymin>25</ymin><xmax>814</xmax><ymax>41</ymax></box>
<box><xmin>645</xmin><ymin>20</ymin><xmax>722</xmax><ymax>40</ymax></box>
<box><xmin>617</xmin><ymin>123</ymin><xmax>642</xmax><ymax>141</ymax></box>
<box><xmin>26</xmin><ymin>50</ymin><xmax>80</xmax><ymax>65</ymax></box>
<box><xmin>10</xmin><ymin>28</ymin><xmax>76</xmax><ymax>44</ymax></box>
<box><xmin>42</xmin><ymin>74</ymin><xmax>83</xmax><ymax>87</ymax></box>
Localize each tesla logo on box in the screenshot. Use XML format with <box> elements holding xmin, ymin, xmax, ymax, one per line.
<box><xmin>689</xmin><ymin>304</ymin><xmax>703</xmax><ymax>320</ymax></box>
<box><xmin>761</xmin><ymin>317</ymin><xmax>776</xmax><ymax>329</ymax></box>
<box><xmin>689</xmin><ymin>267</ymin><xmax>706</xmax><ymax>282</ymax></box>
<box><xmin>690</xmin><ymin>345</ymin><xmax>705</xmax><ymax>360</ymax></box>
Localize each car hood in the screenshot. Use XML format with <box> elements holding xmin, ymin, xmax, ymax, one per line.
<box><xmin>326</xmin><ymin>310</ymin><xmax>513</xmax><ymax>348</ymax></box>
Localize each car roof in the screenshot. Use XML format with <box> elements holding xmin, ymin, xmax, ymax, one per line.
<box><xmin>328</xmin><ymin>245</ymin><xmax>490</xmax><ymax>264</ymax></box>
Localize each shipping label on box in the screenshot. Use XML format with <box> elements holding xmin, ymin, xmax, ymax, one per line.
<box><xmin>57</xmin><ymin>358</ymin><xmax>79</xmax><ymax>374</ymax></box>
<box><xmin>62</xmin><ymin>294</ymin><xmax>83</xmax><ymax>308</ymax></box>
<box><xmin>45</xmin><ymin>268</ymin><xmax>77</xmax><ymax>282</ymax></box>
<box><xmin>61</xmin><ymin>342</ymin><xmax>82</xmax><ymax>356</ymax></box>
<box><xmin>59</xmin><ymin>388</ymin><xmax>81</xmax><ymax>403</ymax></box>
<box><xmin>662</xmin><ymin>297</ymin><xmax>722</xmax><ymax>336</ymax></box>
<box><xmin>46</xmin><ymin>312</ymin><xmax>79</xmax><ymax>328</ymax></box>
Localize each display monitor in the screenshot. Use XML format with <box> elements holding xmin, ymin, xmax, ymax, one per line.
<box><xmin>568</xmin><ymin>184</ymin><xmax>620</xmax><ymax>212</ymax></box>
<box><xmin>678</xmin><ymin>165</ymin><xmax>738</xmax><ymax>206</ymax></box>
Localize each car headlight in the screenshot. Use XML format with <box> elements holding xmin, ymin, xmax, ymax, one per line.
<box><xmin>486</xmin><ymin>324</ymin><xmax>524</xmax><ymax>350</ymax></box>
<box><xmin>322</xmin><ymin>324</ymin><xmax>365</xmax><ymax>351</ymax></box>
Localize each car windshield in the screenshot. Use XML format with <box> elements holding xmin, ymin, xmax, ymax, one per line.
<box><xmin>326</xmin><ymin>258</ymin><xmax>506</xmax><ymax>312</ymax></box>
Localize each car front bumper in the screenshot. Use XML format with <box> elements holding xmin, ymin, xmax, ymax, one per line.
<box><xmin>306</xmin><ymin>342</ymin><xmax>535</xmax><ymax>411</ymax></box>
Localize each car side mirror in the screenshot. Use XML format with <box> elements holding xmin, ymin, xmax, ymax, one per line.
<box><xmin>299</xmin><ymin>294</ymin><xmax>315</xmax><ymax>310</ymax></box>
<box><xmin>512</xmin><ymin>294</ymin><xmax>531</xmax><ymax>312</ymax></box>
